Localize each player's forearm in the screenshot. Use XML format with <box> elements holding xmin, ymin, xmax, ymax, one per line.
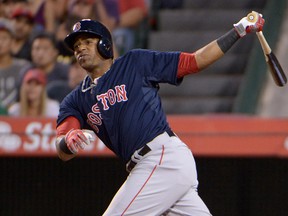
<box><xmin>195</xmin><ymin>29</ymin><xmax>240</xmax><ymax>71</ymax></box>
<box><xmin>195</xmin><ymin>40</ymin><xmax>224</xmax><ymax>71</ymax></box>
<box><xmin>177</xmin><ymin>29</ymin><xmax>241</xmax><ymax>78</ymax></box>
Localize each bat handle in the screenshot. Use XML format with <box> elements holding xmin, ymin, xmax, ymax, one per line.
<box><xmin>256</xmin><ymin>31</ymin><xmax>271</xmax><ymax>55</ymax></box>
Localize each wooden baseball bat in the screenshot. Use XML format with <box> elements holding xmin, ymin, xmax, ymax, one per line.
<box><xmin>256</xmin><ymin>31</ymin><xmax>287</xmax><ymax>87</ymax></box>
<box><xmin>246</xmin><ymin>11</ymin><xmax>286</xmax><ymax>86</ymax></box>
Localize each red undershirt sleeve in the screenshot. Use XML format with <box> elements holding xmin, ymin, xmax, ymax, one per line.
<box><xmin>56</xmin><ymin>116</ymin><xmax>81</xmax><ymax>137</ymax></box>
<box><xmin>177</xmin><ymin>52</ymin><xmax>199</xmax><ymax>78</ymax></box>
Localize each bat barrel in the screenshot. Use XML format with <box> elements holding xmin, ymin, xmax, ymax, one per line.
<box><xmin>256</xmin><ymin>31</ymin><xmax>287</xmax><ymax>87</ymax></box>
<box><xmin>267</xmin><ymin>53</ymin><xmax>287</xmax><ymax>86</ymax></box>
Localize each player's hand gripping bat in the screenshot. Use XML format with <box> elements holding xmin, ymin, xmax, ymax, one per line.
<box><xmin>247</xmin><ymin>11</ymin><xmax>287</xmax><ymax>86</ymax></box>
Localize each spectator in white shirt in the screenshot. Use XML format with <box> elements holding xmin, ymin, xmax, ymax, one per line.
<box><xmin>8</xmin><ymin>68</ymin><xmax>59</xmax><ymax>118</ymax></box>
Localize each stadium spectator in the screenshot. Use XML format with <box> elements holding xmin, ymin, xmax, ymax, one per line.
<box><xmin>0</xmin><ymin>18</ymin><xmax>31</xmax><ymax>110</ymax></box>
<box><xmin>58</xmin><ymin>0</ymin><xmax>147</xmax><ymax>57</ymax></box>
<box><xmin>46</xmin><ymin>56</ymin><xmax>87</xmax><ymax>103</ymax></box>
<box><xmin>8</xmin><ymin>68</ymin><xmax>59</xmax><ymax>117</ymax></box>
<box><xmin>68</xmin><ymin>56</ymin><xmax>87</xmax><ymax>90</ymax></box>
<box><xmin>18</xmin><ymin>32</ymin><xmax>70</xmax><ymax>103</ymax></box>
<box><xmin>67</xmin><ymin>0</ymin><xmax>97</xmax><ymax>20</ymax></box>
<box><xmin>28</xmin><ymin>0</ymin><xmax>69</xmax><ymax>33</ymax></box>
<box><xmin>10</xmin><ymin>8</ymin><xmax>37</xmax><ymax>61</ymax></box>
<box><xmin>55</xmin><ymin>14</ymin><xmax>82</xmax><ymax>58</ymax></box>
<box><xmin>30</xmin><ymin>32</ymin><xmax>69</xmax><ymax>83</ymax></box>
<box><xmin>0</xmin><ymin>0</ymin><xmax>29</xmax><ymax>19</ymax></box>
<box><xmin>99</xmin><ymin>0</ymin><xmax>148</xmax><ymax>55</ymax></box>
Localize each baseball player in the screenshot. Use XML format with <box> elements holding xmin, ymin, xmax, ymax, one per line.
<box><xmin>55</xmin><ymin>11</ymin><xmax>265</xmax><ymax>215</ymax></box>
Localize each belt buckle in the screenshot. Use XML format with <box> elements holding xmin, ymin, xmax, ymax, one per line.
<box><xmin>126</xmin><ymin>145</ymin><xmax>151</xmax><ymax>172</ymax></box>
<box><xmin>126</xmin><ymin>160</ymin><xmax>136</xmax><ymax>172</ymax></box>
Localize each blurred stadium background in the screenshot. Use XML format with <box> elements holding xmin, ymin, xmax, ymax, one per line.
<box><xmin>2</xmin><ymin>0</ymin><xmax>288</xmax><ymax>215</ymax></box>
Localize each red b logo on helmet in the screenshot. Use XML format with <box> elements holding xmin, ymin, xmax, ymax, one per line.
<box><xmin>73</xmin><ymin>22</ymin><xmax>81</xmax><ymax>32</ymax></box>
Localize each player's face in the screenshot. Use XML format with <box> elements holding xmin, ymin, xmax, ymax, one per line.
<box><xmin>73</xmin><ymin>35</ymin><xmax>103</xmax><ymax>73</ymax></box>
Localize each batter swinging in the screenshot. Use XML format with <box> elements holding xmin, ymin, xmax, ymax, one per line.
<box><xmin>55</xmin><ymin>12</ymin><xmax>265</xmax><ymax>215</ymax></box>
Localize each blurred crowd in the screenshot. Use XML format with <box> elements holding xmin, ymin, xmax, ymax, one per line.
<box><xmin>0</xmin><ymin>0</ymin><xmax>150</xmax><ymax>117</ymax></box>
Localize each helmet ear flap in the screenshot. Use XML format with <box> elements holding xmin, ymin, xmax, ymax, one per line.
<box><xmin>97</xmin><ymin>38</ymin><xmax>113</xmax><ymax>59</ymax></box>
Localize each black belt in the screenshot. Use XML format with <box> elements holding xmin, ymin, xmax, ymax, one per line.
<box><xmin>126</xmin><ymin>129</ymin><xmax>175</xmax><ymax>172</ymax></box>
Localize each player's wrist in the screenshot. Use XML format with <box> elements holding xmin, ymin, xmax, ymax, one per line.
<box><xmin>233</xmin><ymin>17</ymin><xmax>248</xmax><ymax>37</ymax></box>
<box><xmin>216</xmin><ymin>28</ymin><xmax>240</xmax><ymax>53</ymax></box>
<box><xmin>59</xmin><ymin>137</ymin><xmax>74</xmax><ymax>155</ymax></box>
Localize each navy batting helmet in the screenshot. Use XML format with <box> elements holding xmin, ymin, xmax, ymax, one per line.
<box><xmin>64</xmin><ymin>19</ymin><xmax>113</xmax><ymax>59</ymax></box>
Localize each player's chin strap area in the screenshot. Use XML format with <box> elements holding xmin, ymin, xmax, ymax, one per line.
<box><xmin>81</xmin><ymin>75</ymin><xmax>96</xmax><ymax>92</ymax></box>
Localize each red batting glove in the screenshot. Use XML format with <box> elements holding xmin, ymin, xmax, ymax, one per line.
<box><xmin>234</xmin><ymin>11</ymin><xmax>265</xmax><ymax>37</ymax></box>
<box><xmin>65</xmin><ymin>129</ymin><xmax>90</xmax><ymax>154</ymax></box>
<box><xmin>246</xmin><ymin>12</ymin><xmax>265</xmax><ymax>33</ymax></box>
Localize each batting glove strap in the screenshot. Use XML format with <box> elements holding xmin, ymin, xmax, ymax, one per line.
<box><xmin>233</xmin><ymin>11</ymin><xmax>265</xmax><ymax>37</ymax></box>
<box><xmin>59</xmin><ymin>137</ymin><xmax>74</xmax><ymax>155</ymax></box>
